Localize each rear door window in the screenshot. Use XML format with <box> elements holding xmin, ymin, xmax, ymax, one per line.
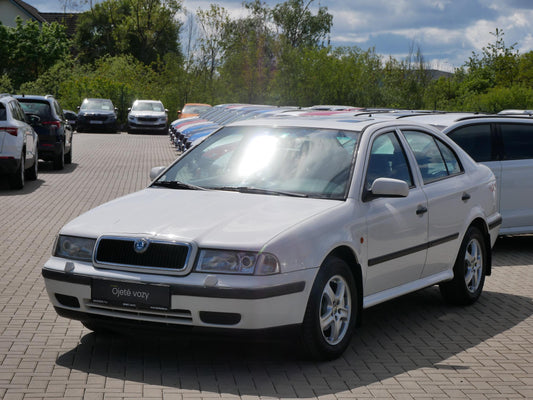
<box><xmin>403</xmin><ymin>130</ymin><xmax>463</xmax><ymax>184</ymax></box>
<box><xmin>0</xmin><ymin>104</ymin><xmax>6</xmax><ymax>121</ymax></box>
<box><xmin>447</xmin><ymin>123</ymin><xmax>493</xmax><ymax>162</ymax></box>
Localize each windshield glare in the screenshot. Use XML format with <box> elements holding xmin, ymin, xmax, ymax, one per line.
<box><xmin>80</xmin><ymin>99</ymin><xmax>113</xmax><ymax>111</ymax></box>
<box><xmin>132</xmin><ymin>101</ymin><xmax>164</xmax><ymax>112</ymax></box>
<box><xmin>156</xmin><ymin>126</ymin><xmax>359</xmax><ymax>199</ymax></box>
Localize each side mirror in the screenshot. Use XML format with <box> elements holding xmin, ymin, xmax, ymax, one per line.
<box><xmin>127</xmin><ymin>108</ymin><xmax>131</xmax><ymax>112</ymax></box>
<box><xmin>366</xmin><ymin>178</ymin><xmax>409</xmax><ymax>200</ymax></box>
<box><xmin>149</xmin><ymin>166</ymin><xmax>166</xmax><ymax>181</ymax></box>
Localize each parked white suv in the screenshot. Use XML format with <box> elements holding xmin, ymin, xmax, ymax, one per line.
<box><xmin>402</xmin><ymin>113</ymin><xmax>533</xmax><ymax>235</ymax></box>
<box><xmin>0</xmin><ymin>94</ymin><xmax>39</xmax><ymax>189</ymax></box>
<box><xmin>42</xmin><ymin>116</ymin><xmax>501</xmax><ymax>359</ymax></box>
<box><xmin>444</xmin><ymin>115</ymin><xmax>533</xmax><ymax>235</ymax></box>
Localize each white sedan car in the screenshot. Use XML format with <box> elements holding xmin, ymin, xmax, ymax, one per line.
<box><xmin>42</xmin><ymin>116</ymin><xmax>501</xmax><ymax>359</ymax></box>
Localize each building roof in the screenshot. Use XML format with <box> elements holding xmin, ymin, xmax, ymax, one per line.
<box><xmin>9</xmin><ymin>0</ymin><xmax>47</xmax><ymax>23</ymax></box>
<box><xmin>40</xmin><ymin>12</ymin><xmax>79</xmax><ymax>36</ymax></box>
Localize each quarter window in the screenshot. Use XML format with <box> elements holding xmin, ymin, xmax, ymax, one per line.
<box><xmin>403</xmin><ymin>130</ymin><xmax>462</xmax><ymax>184</ymax></box>
<box><xmin>500</xmin><ymin>123</ymin><xmax>533</xmax><ymax>160</ymax></box>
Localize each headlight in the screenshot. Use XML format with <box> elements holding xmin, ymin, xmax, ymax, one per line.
<box><xmin>195</xmin><ymin>250</ymin><xmax>280</xmax><ymax>275</ymax></box>
<box><xmin>54</xmin><ymin>235</ymin><xmax>96</xmax><ymax>262</ymax></box>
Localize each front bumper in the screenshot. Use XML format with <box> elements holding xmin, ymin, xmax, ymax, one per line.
<box><xmin>78</xmin><ymin>119</ymin><xmax>117</xmax><ymax>132</ymax></box>
<box><xmin>42</xmin><ymin>257</ymin><xmax>316</xmax><ymax>330</ymax></box>
<box><xmin>127</xmin><ymin>122</ymin><xmax>168</xmax><ymax>134</ymax></box>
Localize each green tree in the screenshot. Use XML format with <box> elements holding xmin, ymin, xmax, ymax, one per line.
<box><xmin>75</xmin><ymin>0</ymin><xmax>183</xmax><ymax>65</ymax></box>
<box><xmin>462</xmin><ymin>28</ymin><xmax>519</xmax><ymax>91</ymax></box>
<box><xmin>0</xmin><ymin>18</ymin><xmax>70</xmax><ymax>89</ymax></box>
<box><xmin>217</xmin><ymin>1</ymin><xmax>276</xmax><ymax>103</ymax></box>
<box><xmin>271</xmin><ymin>0</ymin><xmax>332</xmax><ymax>48</ymax></box>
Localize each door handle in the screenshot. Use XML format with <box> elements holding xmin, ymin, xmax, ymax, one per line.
<box><xmin>416</xmin><ymin>206</ymin><xmax>428</xmax><ymax>215</ymax></box>
<box><xmin>461</xmin><ymin>192</ymin><xmax>471</xmax><ymax>201</ymax></box>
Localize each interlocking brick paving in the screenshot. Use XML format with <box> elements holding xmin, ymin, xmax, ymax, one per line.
<box><xmin>1</xmin><ymin>132</ymin><xmax>531</xmax><ymax>399</ymax></box>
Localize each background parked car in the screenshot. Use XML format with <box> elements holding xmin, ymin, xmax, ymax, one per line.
<box><xmin>177</xmin><ymin>103</ymin><xmax>211</xmax><ymax>119</ymax></box>
<box><xmin>395</xmin><ymin>112</ymin><xmax>533</xmax><ymax>235</ymax></box>
<box><xmin>0</xmin><ymin>94</ymin><xmax>39</xmax><ymax>189</ymax></box>
<box><xmin>15</xmin><ymin>94</ymin><xmax>73</xmax><ymax>170</ymax></box>
<box><xmin>77</xmin><ymin>98</ymin><xmax>118</xmax><ymax>133</ymax></box>
<box><xmin>127</xmin><ymin>100</ymin><xmax>168</xmax><ymax>134</ymax></box>
<box><xmin>444</xmin><ymin>115</ymin><xmax>533</xmax><ymax>235</ymax></box>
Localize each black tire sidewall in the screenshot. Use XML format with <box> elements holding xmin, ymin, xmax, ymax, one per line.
<box><xmin>441</xmin><ymin>226</ymin><xmax>486</xmax><ymax>305</ymax></box>
<box><xmin>301</xmin><ymin>256</ymin><xmax>357</xmax><ymax>360</ymax></box>
<box><xmin>54</xmin><ymin>144</ymin><xmax>65</xmax><ymax>170</ymax></box>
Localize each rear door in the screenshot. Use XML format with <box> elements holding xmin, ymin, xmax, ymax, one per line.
<box><xmin>402</xmin><ymin>129</ymin><xmax>470</xmax><ymax>278</ymax></box>
<box><xmin>497</xmin><ymin>122</ymin><xmax>533</xmax><ymax>232</ymax></box>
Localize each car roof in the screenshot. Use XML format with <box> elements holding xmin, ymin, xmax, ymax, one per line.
<box><xmin>14</xmin><ymin>94</ymin><xmax>55</xmax><ymax>101</ymax></box>
<box><xmin>226</xmin><ymin>115</ymin><xmax>438</xmax><ymax>134</ymax></box>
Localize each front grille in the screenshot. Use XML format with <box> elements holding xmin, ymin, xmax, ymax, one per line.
<box><xmin>95</xmin><ymin>237</ymin><xmax>190</xmax><ymax>272</ymax></box>
<box><xmin>88</xmin><ymin>115</ymin><xmax>108</xmax><ymax>121</ymax></box>
<box><xmin>138</xmin><ymin>117</ymin><xmax>158</xmax><ymax>122</ymax></box>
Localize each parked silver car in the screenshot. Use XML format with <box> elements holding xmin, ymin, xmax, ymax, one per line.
<box><xmin>127</xmin><ymin>100</ymin><xmax>168</xmax><ymax>134</ymax></box>
<box><xmin>42</xmin><ymin>115</ymin><xmax>501</xmax><ymax>359</ymax></box>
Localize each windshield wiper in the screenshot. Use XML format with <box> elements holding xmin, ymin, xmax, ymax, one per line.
<box><xmin>210</xmin><ymin>186</ymin><xmax>308</xmax><ymax>198</ymax></box>
<box><xmin>151</xmin><ymin>180</ymin><xmax>206</xmax><ymax>190</ymax></box>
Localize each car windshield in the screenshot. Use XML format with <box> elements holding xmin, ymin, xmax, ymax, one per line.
<box><xmin>18</xmin><ymin>100</ymin><xmax>51</xmax><ymax>120</ymax></box>
<box><xmin>80</xmin><ymin>99</ymin><xmax>113</xmax><ymax>111</ymax></box>
<box><xmin>182</xmin><ymin>104</ymin><xmax>211</xmax><ymax>114</ymax></box>
<box><xmin>132</xmin><ymin>101</ymin><xmax>164</xmax><ymax>112</ymax></box>
<box><xmin>154</xmin><ymin>125</ymin><xmax>359</xmax><ymax>199</ymax></box>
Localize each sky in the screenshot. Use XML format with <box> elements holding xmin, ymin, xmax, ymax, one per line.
<box><xmin>26</xmin><ymin>0</ymin><xmax>533</xmax><ymax>72</ymax></box>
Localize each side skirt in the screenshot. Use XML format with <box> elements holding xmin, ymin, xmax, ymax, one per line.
<box><xmin>363</xmin><ymin>270</ymin><xmax>453</xmax><ymax>309</ymax></box>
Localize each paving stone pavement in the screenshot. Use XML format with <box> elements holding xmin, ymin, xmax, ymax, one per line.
<box><xmin>0</xmin><ymin>132</ymin><xmax>532</xmax><ymax>400</ymax></box>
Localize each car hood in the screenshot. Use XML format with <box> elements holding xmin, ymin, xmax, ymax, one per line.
<box><xmin>60</xmin><ymin>188</ymin><xmax>342</xmax><ymax>249</ymax></box>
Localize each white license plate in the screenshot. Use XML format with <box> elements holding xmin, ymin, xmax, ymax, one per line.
<box><xmin>90</xmin><ymin>120</ymin><xmax>103</xmax><ymax>124</ymax></box>
<box><xmin>92</xmin><ymin>279</ymin><xmax>170</xmax><ymax>310</ymax></box>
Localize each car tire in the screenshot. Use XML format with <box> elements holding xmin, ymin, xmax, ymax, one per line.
<box><xmin>53</xmin><ymin>144</ymin><xmax>65</xmax><ymax>170</ymax></box>
<box><xmin>439</xmin><ymin>226</ymin><xmax>487</xmax><ymax>305</ymax></box>
<box><xmin>9</xmin><ymin>153</ymin><xmax>25</xmax><ymax>190</ymax></box>
<box><xmin>300</xmin><ymin>256</ymin><xmax>357</xmax><ymax>360</ymax></box>
<box><xmin>25</xmin><ymin>147</ymin><xmax>38</xmax><ymax>181</ymax></box>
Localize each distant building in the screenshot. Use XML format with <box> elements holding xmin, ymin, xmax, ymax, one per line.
<box><xmin>0</xmin><ymin>0</ymin><xmax>78</xmax><ymax>37</ymax></box>
<box><xmin>0</xmin><ymin>0</ymin><xmax>47</xmax><ymax>27</ymax></box>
